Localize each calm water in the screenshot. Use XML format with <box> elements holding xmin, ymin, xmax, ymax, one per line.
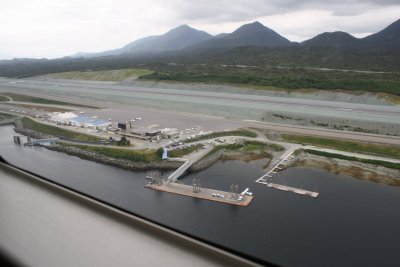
<box><xmin>1</xmin><ymin>126</ymin><xmax>400</xmax><ymax>267</ymax></box>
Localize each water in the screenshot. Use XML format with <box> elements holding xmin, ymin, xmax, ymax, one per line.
<box><xmin>1</xmin><ymin>126</ymin><xmax>400</xmax><ymax>267</ymax></box>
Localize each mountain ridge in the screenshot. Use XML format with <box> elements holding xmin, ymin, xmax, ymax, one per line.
<box><xmin>72</xmin><ymin>24</ymin><xmax>213</xmax><ymax>58</ymax></box>
<box><xmin>184</xmin><ymin>21</ymin><xmax>292</xmax><ymax>52</ymax></box>
<box><xmin>302</xmin><ymin>31</ymin><xmax>360</xmax><ymax>49</ymax></box>
<box><xmin>72</xmin><ymin>19</ymin><xmax>400</xmax><ymax>58</ymax></box>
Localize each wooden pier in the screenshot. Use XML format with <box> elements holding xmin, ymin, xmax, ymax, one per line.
<box><xmin>146</xmin><ymin>183</ymin><xmax>254</xmax><ymax>206</ymax></box>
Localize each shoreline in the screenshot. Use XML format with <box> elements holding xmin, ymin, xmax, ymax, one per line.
<box><xmin>290</xmin><ymin>152</ymin><xmax>400</xmax><ymax>187</ymax></box>
<box><xmin>9</xmin><ymin>121</ymin><xmax>400</xmax><ymax>186</ymax></box>
<box><xmin>12</xmin><ymin>118</ymin><xmax>274</xmax><ymax>173</ymax></box>
<box><xmin>13</xmin><ymin>122</ymin><xmax>182</xmax><ymax>171</ymax></box>
<box><xmin>47</xmin><ymin>144</ymin><xmax>182</xmax><ymax>171</ymax></box>
<box><xmin>13</xmin><ymin>121</ymin><xmax>268</xmax><ymax>173</ymax></box>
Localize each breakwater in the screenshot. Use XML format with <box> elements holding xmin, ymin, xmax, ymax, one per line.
<box><xmin>47</xmin><ymin>144</ymin><xmax>182</xmax><ymax>171</ymax></box>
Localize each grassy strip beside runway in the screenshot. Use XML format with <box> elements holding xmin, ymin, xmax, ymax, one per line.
<box><xmin>20</xmin><ymin>117</ymin><xmax>102</xmax><ymax>142</ymax></box>
<box><xmin>2</xmin><ymin>92</ymin><xmax>96</xmax><ymax>108</ymax></box>
<box><xmin>49</xmin><ymin>68</ymin><xmax>153</xmax><ymax>82</ymax></box>
<box><xmin>304</xmin><ymin>149</ymin><xmax>400</xmax><ymax>170</ymax></box>
<box><xmin>184</xmin><ymin>130</ymin><xmax>257</xmax><ymax>143</ymax></box>
<box><xmin>282</xmin><ymin>134</ymin><xmax>400</xmax><ymax>159</ymax></box>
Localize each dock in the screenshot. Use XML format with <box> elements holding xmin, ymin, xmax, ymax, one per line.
<box><xmin>255</xmin><ymin>147</ymin><xmax>319</xmax><ymax>198</ymax></box>
<box><xmin>256</xmin><ymin>179</ymin><xmax>319</xmax><ymax>198</ymax></box>
<box><xmin>146</xmin><ymin>183</ymin><xmax>254</xmax><ymax>206</ymax></box>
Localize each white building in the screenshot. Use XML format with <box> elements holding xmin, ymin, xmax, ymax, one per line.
<box><xmin>160</xmin><ymin>128</ymin><xmax>180</xmax><ymax>139</ymax></box>
<box><xmin>50</xmin><ymin>112</ymin><xmax>78</xmax><ymax>124</ymax></box>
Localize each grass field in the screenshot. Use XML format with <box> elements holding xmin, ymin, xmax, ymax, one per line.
<box><xmin>0</xmin><ymin>112</ymin><xmax>14</xmax><ymax>120</ymax></box>
<box><xmin>201</xmin><ymin>140</ymin><xmax>283</xmax><ymax>160</ymax></box>
<box><xmin>2</xmin><ymin>93</ymin><xmax>95</xmax><ymax>108</ymax></box>
<box><xmin>282</xmin><ymin>134</ymin><xmax>400</xmax><ymax>159</ymax></box>
<box><xmin>9</xmin><ymin>103</ymin><xmax>71</xmax><ymax>112</ymax></box>
<box><xmin>49</xmin><ymin>68</ymin><xmax>153</xmax><ymax>82</ymax></box>
<box><xmin>168</xmin><ymin>144</ymin><xmax>204</xmax><ymax>158</ymax></box>
<box><xmin>58</xmin><ymin>142</ymin><xmax>162</xmax><ymax>162</ymax></box>
<box><xmin>184</xmin><ymin>130</ymin><xmax>257</xmax><ymax>143</ymax></box>
<box><xmin>21</xmin><ymin>117</ymin><xmax>102</xmax><ymax>142</ymax></box>
<box><xmin>304</xmin><ymin>149</ymin><xmax>400</xmax><ymax>171</ymax></box>
<box><xmin>0</xmin><ymin>94</ymin><xmax>10</xmax><ymax>102</ymax></box>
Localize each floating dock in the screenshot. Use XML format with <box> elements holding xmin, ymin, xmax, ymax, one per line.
<box><xmin>146</xmin><ymin>183</ymin><xmax>254</xmax><ymax>207</ymax></box>
<box><xmin>256</xmin><ymin>179</ymin><xmax>319</xmax><ymax>198</ymax></box>
<box><xmin>255</xmin><ymin>147</ymin><xmax>319</xmax><ymax>198</ymax></box>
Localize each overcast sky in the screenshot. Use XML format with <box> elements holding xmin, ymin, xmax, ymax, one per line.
<box><xmin>0</xmin><ymin>0</ymin><xmax>399</xmax><ymax>59</ymax></box>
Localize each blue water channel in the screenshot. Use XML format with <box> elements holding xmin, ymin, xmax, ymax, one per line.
<box><xmin>1</xmin><ymin>126</ymin><xmax>400</xmax><ymax>267</ymax></box>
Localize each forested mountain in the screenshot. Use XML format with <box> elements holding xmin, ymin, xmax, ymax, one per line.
<box><xmin>72</xmin><ymin>25</ymin><xmax>213</xmax><ymax>58</ymax></box>
<box><xmin>187</xmin><ymin>21</ymin><xmax>292</xmax><ymax>50</ymax></box>
<box><xmin>362</xmin><ymin>19</ymin><xmax>400</xmax><ymax>49</ymax></box>
<box><xmin>0</xmin><ymin>19</ymin><xmax>399</xmax><ymax>77</ymax></box>
<box><xmin>302</xmin><ymin>32</ymin><xmax>360</xmax><ymax>49</ymax></box>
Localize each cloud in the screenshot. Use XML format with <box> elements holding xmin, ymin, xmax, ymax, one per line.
<box><xmin>169</xmin><ymin>0</ymin><xmax>398</xmax><ymax>22</ymax></box>
<box><xmin>0</xmin><ymin>0</ymin><xmax>398</xmax><ymax>58</ymax></box>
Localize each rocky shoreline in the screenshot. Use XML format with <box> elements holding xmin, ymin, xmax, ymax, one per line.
<box><xmin>12</xmin><ymin>120</ymin><xmax>182</xmax><ymax>171</ymax></box>
<box><xmin>290</xmin><ymin>152</ymin><xmax>400</xmax><ymax>187</ymax></box>
<box><xmin>11</xmin><ymin>119</ymin><xmax>271</xmax><ymax>173</ymax></box>
<box><xmin>47</xmin><ymin>144</ymin><xmax>182</xmax><ymax>171</ymax></box>
<box><xmin>13</xmin><ymin>119</ymin><xmax>398</xmax><ymax>184</ymax></box>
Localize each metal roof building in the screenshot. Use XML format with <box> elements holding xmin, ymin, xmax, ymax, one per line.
<box><xmin>68</xmin><ymin>115</ymin><xmax>93</xmax><ymax>126</ymax></box>
<box><xmin>84</xmin><ymin>119</ymin><xmax>111</xmax><ymax>129</ymax></box>
<box><xmin>50</xmin><ymin>112</ymin><xmax>78</xmax><ymax>123</ymax></box>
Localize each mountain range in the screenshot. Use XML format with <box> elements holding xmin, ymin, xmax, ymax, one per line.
<box><xmin>0</xmin><ymin>19</ymin><xmax>399</xmax><ymax>77</ymax></box>
<box><xmin>73</xmin><ymin>19</ymin><xmax>400</xmax><ymax>58</ymax></box>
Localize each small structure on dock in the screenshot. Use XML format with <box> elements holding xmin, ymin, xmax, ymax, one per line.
<box><xmin>192</xmin><ymin>179</ymin><xmax>201</xmax><ymax>193</ymax></box>
<box><xmin>146</xmin><ymin>171</ymin><xmax>166</xmax><ymax>186</ymax></box>
<box><xmin>229</xmin><ymin>184</ymin><xmax>240</xmax><ymax>200</ymax></box>
<box><xmin>13</xmin><ymin>136</ymin><xmax>23</xmax><ymax>145</ymax></box>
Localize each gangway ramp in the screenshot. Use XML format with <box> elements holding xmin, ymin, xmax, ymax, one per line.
<box><xmin>162</xmin><ymin>147</ymin><xmax>168</xmax><ymax>160</ymax></box>
<box><xmin>255</xmin><ymin>147</ymin><xmax>296</xmax><ymax>183</ymax></box>
<box><xmin>24</xmin><ymin>138</ymin><xmax>59</xmax><ymax>146</ymax></box>
<box><xmin>167</xmin><ymin>160</ymin><xmax>193</xmax><ymax>183</ymax></box>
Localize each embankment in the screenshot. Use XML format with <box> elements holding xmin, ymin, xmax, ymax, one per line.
<box><xmin>47</xmin><ymin>144</ymin><xmax>181</xmax><ymax>171</ymax></box>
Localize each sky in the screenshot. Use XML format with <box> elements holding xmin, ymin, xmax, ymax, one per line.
<box><xmin>0</xmin><ymin>0</ymin><xmax>399</xmax><ymax>59</ymax></box>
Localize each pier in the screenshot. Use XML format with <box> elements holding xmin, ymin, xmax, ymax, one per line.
<box><xmin>255</xmin><ymin>147</ymin><xmax>319</xmax><ymax>198</ymax></box>
<box><xmin>256</xmin><ymin>180</ymin><xmax>319</xmax><ymax>198</ymax></box>
<box><xmin>146</xmin><ymin>183</ymin><xmax>254</xmax><ymax>206</ymax></box>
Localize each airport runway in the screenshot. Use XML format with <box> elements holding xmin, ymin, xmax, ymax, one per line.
<box><xmin>1</xmin><ymin>77</ymin><xmax>400</xmax><ymax>124</ymax></box>
<box><xmin>1</xmin><ymin>77</ymin><xmax>400</xmax><ymax>146</ymax></box>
